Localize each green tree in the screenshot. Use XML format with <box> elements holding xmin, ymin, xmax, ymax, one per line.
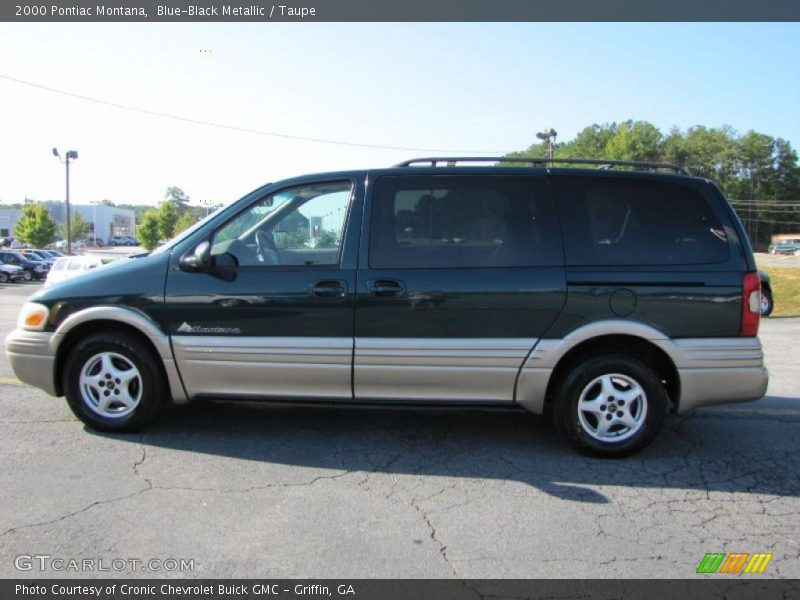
<box><xmin>175</xmin><ymin>211</ymin><xmax>198</xmax><ymax>234</ymax></box>
<box><xmin>59</xmin><ymin>210</ymin><xmax>91</xmax><ymax>242</ymax></box>
<box><xmin>138</xmin><ymin>210</ymin><xmax>161</xmax><ymax>251</ymax></box>
<box><xmin>157</xmin><ymin>201</ymin><xmax>179</xmax><ymax>241</ymax></box>
<box><xmin>605</xmin><ymin>120</ymin><xmax>664</xmax><ymax>162</ymax></box>
<box><xmin>14</xmin><ymin>203</ymin><xmax>58</xmax><ymax>248</ymax></box>
<box><xmin>165</xmin><ymin>186</ymin><xmax>190</xmax><ymax>212</ymax></box>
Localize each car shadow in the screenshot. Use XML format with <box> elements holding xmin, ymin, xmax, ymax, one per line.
<box><xmin>92</xmin><ymin>395</ymin><xmax>800</xmax><ymax>504</ymax></box>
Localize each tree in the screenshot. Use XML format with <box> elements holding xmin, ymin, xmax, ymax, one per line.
<box><xmin>175</xmin><ymin>211</ymin><xmax>198</xmax><ymax>235</ymax></box>
<box><xmin>157</xmin><ymin>201</ymin><xmax>179</xmax><ymax>241</ymax></box>
<box><xmin>165</xmin><ymin>186</ymin><xmax>190</xmax><ymax>212</ymax></box>
<box><xmin>605</xmin><ymin>120</ymin><xmax>663</xmax><ymax>162</ymax></box>
<box><xmin>59</xmin><ymin>210</ymin><xmax>90</xmax><ymax>242</ymax></box>
<box><xmin>14</xmin><ymin>203</ymin><xmax>58</xmax><ymax>248</ymax></box>
<box><xmin>138</xmin><ymin>210</ymin><xmax>161</xmax><ymax>251</ymax></box>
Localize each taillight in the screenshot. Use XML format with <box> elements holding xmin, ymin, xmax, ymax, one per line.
<box><xmin>741</xmin><ymin>271</ymin><xmax>761</xmax><ymax>337</ymax></box>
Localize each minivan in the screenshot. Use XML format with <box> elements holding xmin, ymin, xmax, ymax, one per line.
<box><xmin>5</xmin><ymin>157</ymin><xmax>768</xmax><ymax>456</ymax></box>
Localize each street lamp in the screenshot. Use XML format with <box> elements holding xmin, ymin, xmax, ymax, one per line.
<box><xmin>200</xmin><ymin>199</ymin><xmax>214</xmax><ymax>217</ymax></box>
<box><xmin>52</xmin><ymin>148</ymin><xmax>79</xmax><ymax>254</ymax></box>
<box><xmin>536</xmin><ymin>128</ymin><xmax>558</xmax><ymax>165</ymax></box>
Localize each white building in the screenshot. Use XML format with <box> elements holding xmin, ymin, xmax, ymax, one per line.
<box><xmin>0</xmin><ymin>202</ymin><xmax>136</xmax><ymax>243</ymax></box>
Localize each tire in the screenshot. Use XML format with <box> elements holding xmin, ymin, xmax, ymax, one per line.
<box><xmin>21</xmin><ymin>269</ymin><xmax>32</xmax><ymax>282</ymax></box>
<box><xmin>62</xmin><ymin>333</ymin><xmax>166</xmax><ymax>431</ymax></box>
<box><xmin>553</xmin><ymin>355</ymin><xmax>667</xmax><ymax>457</ymax></box>
<box><xmin>760</xmin><ymin>289</ymin><xmax>774</xmax><ymax>317</ymax></box>
<box><xmin>0</xmin><ymin>272</ymin><xmax>7</xmax><ymax>284</ymax></box>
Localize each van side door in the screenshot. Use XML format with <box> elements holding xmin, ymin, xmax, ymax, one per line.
<box><xmin>354</xmin><ymin>173</ymin><xmax>566</xmax><ymax>403</ymax></box>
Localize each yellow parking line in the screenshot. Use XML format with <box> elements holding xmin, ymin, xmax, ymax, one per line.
<box><xmin>0</xmin><ymin>377</ymin><xmax>23</xmax><ymax>386</ymax></box>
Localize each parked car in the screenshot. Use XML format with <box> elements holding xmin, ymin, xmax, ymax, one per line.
<box><xmin>770</xmin><ymin>239</ymin><xmax>800</xmax><ymax>255</ymax></box>
<box><xmin>0</xmin><ymin>263</ymin><xmax>24</xmax><ymax>283</ymax></box>
<box><xmin>0</xmin><ymin>249</ymin><xmax>48</xmax><ymax>281</ymax></box>
<box><xmin>108</xmin><ymin>236</ymin><xmax>138</xmax><ymax>246</ymax></box>
<box><xmin>5</xmin><ymin>157</ymin><xmax>769</xmax><ymax>457</ymax></box>
<box><xmin>54</xmin><ymin>239</ymin><xmax>85</xmax><ymax>250</ymax></box>
<box><xmin>19</xmin><ymin>249</ymin><xmax>56</xmax><ymax>266</ymax></box>
<box><xmin>43</xmin><ymin>255</ymin><xmax>106</xmax><ymax>288</ymax></box>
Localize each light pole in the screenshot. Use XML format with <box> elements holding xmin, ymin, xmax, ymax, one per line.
<box><xmin>52</xmin><ymin>148</ymin><xmax>78</xmax><ymax>254</ymax></box>
<box><xmin>536</xmin><ymin>128</ymin><xmax>558</xmax><ymax>166</ymax></box>
<box><xmin>200</xmin><ymin>199</ymin><xmax>213</xmax><ymax>217</ymax></box>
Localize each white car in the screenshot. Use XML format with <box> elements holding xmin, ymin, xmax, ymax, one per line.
<box><xmin>44</xmin><ymin>256</ymin><xmax>106</xmax><ymax>288</ymax></box>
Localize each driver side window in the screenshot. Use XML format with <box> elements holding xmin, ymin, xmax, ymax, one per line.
<box><xmin>210</xmin><ymin>181</ymin><xmax>352</xmax><ymax>268</ymax></box>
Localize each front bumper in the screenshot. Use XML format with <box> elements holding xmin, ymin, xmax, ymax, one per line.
<box><xmin>4</xmin><ymin>329</ymin><xmax>58</xmax><ymax>396</ymax></box>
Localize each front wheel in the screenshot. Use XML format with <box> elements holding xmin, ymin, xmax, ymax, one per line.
<box><xmin>553</xmin><ymin>355</ymin><xmax>667</xmax><ymax>457</ymax></box>
<box><xmin>0</xmin><ymin>271</ymin><xmax>7</xmax><ymax>284</ymax></box>
<box><xmin>21</xmin><ymin>269</ymin><xmax>32</xmax><ymax>282</ymax></box>
<box><xmin>63</xmin><ymin>333</ymin><xmax>166</xmax><ymax>431</ymax></box>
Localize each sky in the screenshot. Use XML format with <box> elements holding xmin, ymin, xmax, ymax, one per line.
<box><xmin>0</xmin><ymin>22</ymin><xmax>798</xmax><ymax>207</ymax></box>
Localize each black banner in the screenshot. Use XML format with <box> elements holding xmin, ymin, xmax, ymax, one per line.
<box><xmin>2</xmin><ymin>0</ymin><xmax>800</xmax><ymax>22</ymax></box>
<box><xmin>4</xmin><ymin>580</ymin><xmax>800</xmax><ymax>600</ymax></box>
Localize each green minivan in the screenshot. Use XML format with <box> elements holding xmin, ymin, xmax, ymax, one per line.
<box><xmin>5</xmin><ymin>158</ymin><xmax>769</xmax><ymax>456</ymax></box>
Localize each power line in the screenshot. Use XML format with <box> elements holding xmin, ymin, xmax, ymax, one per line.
<box><xmin>0</xmin><ymin>73</ymin><xmax>506</xmax><ymax>154</ymax></box>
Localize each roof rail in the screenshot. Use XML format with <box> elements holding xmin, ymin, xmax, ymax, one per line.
<box><xmin>393</xmin><ymin>156</ymin><xmax>690</xmax><ymax>175</ymax></box>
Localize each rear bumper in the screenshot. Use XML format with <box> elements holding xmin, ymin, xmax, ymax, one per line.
<box><xmin>671</xmin><ymin>337</ymin><xmax>768</xmax><ymax>412</ymax></box>
<box><xmin>4</xmin><ymin>329</ymin><xmax>58</xmax><ymax>396</ymax></box>
<box><xmin>677</xmin><ymin>366</ymin><xmax>769</xmax><ymax>412</ymax></box>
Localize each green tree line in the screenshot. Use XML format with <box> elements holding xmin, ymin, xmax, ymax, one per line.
<box><xmin>506</xmin><ymin>121</ymin><xmax>800</xmax><ymax>249</ymax></box>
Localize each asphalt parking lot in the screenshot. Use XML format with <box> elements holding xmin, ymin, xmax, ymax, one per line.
<box><xmin>0</xmin><ymin>281</ymin><xmax>798</xmax><ymax>579</ymax></box>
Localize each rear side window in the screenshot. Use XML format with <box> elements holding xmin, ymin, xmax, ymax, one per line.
<box><xmin>555</xmin><ymin>176</ymin><xmax>729</xmax><ymax>266</ymax></box>
<box><xmin>370</xmin><ymin>176</ymin><xmax>562</xmax><ymax>268</ymax></box>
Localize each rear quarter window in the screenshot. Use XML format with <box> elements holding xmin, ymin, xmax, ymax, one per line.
<box><xmin>369</xmin><ymin>175</ymin><xmax>562</xmax><ymax>269</ymax></box>
<box><xmin>555</xmin><ymin>176</ymin><xmax>730</xmax><ymax>266</ymax></box>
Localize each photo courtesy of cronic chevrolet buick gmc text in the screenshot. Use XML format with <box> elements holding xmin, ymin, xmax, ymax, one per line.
<box><xmin>5</xmin><ymin>157</ymin><xmax>769</xmax><ymax>456</ymax></box>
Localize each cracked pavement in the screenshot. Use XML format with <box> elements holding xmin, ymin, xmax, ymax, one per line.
<box><xmin>1</xmin><ymin>284</ymin><xmax>799</xmax><ymax>578</ymax></box>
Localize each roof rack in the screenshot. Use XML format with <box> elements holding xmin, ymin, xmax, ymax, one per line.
<box><xmin>393</xmin><ymin>156</ymin><xmax>689</xmax><ymax>175</ymax></box>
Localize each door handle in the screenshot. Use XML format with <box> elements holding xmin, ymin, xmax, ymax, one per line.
<box><xmin>311</xmin><ymin>280</ymin><xmax>346</xmax><ymax>298</ymax></box>
<box><xmin>368</xmin><ymin>279</ymin><xmax>406</xmax><ymax>297</ymax></box>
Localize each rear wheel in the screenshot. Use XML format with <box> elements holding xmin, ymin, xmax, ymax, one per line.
<box><xmin>63</xmin><ymin>333</ymin><xmax>165</xmax><ymax>431</ymax></box>
<box><xmin>0</xmin><ymin>272</ymin><xmax>7</xmax><ymax>284</ymax></box>
<box><xmin>760</xmin><ymin>288</ymin><xmax>774</xmax><ymax>317</ymax></box>
<box><xmin>553</xmin><ymin>355</ymin><xmax>667</xmax><ymax>457</ymax></box>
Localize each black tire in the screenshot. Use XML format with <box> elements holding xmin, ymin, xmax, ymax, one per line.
<box><xmin>63</xmin><ymin>333</ymin><xmax>166</xmax><ymax>431</ymax></box>
<box><xmin>0</xmin><ymin>272</ymin><xmax>7</xmax><ymax>284</ymax></box>
<box><xmin>553</xmin><ymin>355</ymin><xmax>667</xmax><ymax>457</ymax></box>
<box><xmin>760</xmin><ymin>289</ymin><xmax>774</xmax><ymax>317</ymax></box>
<box><xmin>21</xmin><ymin>269</ymin><xmax>32</xmax><ymax>282</ymax></box>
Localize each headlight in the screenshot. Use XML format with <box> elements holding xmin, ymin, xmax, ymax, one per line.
<box><xmin>18</xmin><ymin>302</ymin><xmax>50</xmax><ymax>331</ymax></box>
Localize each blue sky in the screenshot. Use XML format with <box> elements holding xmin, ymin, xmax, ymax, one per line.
<box><xmin>0</xmin><ymin>23</ymin><xmax>798</xmax><ymax>206</ymax></box>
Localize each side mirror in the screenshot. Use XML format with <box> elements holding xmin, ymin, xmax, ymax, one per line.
<box><xmin>179</xmin><ymin>240</ymin><xmax>212</xmax><ymax>272</ymax></box>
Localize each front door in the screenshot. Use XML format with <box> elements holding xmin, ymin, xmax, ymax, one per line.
<box><xmin>354</xmin><ymin>174</ymin><xmax>566</xmax><ymax>403</ymax></box>
<box><xmin>164</xmin><ymin>179</ymin><xmax>359</xmax><ymax>400</ymax></box>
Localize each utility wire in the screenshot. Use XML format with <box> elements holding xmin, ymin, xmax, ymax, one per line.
<box><xmin>0</xmin><ymin>73</ymin><xmax>506</xmax><ymax>154</ymax></box>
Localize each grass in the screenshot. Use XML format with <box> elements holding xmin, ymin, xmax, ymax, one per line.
<box><xmin>758</xmin><ymin>265</ymin><xmax>800</xmax><ymax>317</ymax></box>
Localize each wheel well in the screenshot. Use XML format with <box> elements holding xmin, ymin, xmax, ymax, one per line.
<box><xmin>543</xmin><ymin>334</ymin><xmax>679</xmax><ymax>412</ymax></box>
<box><xmin>53</xmin><ymin>320</ymin><xmax>166</xmax><ymax>396</ymax></box>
